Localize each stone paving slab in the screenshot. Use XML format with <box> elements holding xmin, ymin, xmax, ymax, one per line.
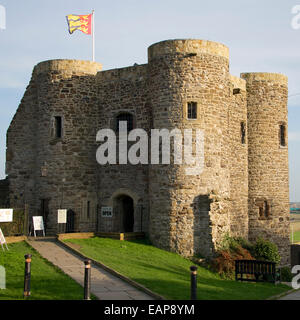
<box><xmin>27</xmin><ymin>239</ymin><xmax>153</xmax><ymax>300</ymax></box>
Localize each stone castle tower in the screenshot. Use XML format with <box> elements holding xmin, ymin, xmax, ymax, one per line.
<box><xmin>4</xmin><ymin>39</ymin><xmax>290</xmax><ymax>264</ymax></box>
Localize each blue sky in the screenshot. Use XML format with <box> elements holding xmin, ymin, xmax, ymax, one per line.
<box><xmin>0</xmin><ymin>0</ymin><xmax>299</xmax><ymax>201</ymax></box>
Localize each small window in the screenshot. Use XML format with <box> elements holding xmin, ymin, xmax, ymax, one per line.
<box><xmin>187</xmin><ymin>102</ymin><xmax>197</xmax><ymax>120</ymax></box>
<box><xmin>87</xmin><ymin>201</ymin><xmax>90</xmax><ymax>219</ymax></box>
<box><xmin>55</xmin><ymin>116</ymin><xmax>62</xmax><ymax>138</ymax></box>
<box><xmin>116</xmin><ymin>113</ymin><xmax>134</xmax><ymax>132</ymax></box>
<box><xmin>264</xmin><ymin>201</ymin><xmax>271</xmax><ymax>218</ymax></box>
<box><xmin>241</xmin><ymin>122</ymin><xmax>246</xmax><ymax>144</ymax></box>
<box><xmin>257</xmin><ymin>199</ymin><xmax>271</xmax><ymax>219</ymax></box>
<box><xmin>233</xmin><ymin>88</ymin><xmax>241</xmax><ymax>95</ymax></box>
<box><xmin>279</xmin><ymin>124</ymin><xmax>286</xmax><ymax>147</ymax></box>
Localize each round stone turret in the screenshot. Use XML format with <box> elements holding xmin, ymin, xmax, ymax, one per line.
<box><xmin>148</xmin><ymin>39</ymin><xmax>232</xmax><ymax>257</ymax></box>
<box><xmin>241</xmin><ymin>72</ymin><xmax>289</xmax><ymax>265</ymax></box>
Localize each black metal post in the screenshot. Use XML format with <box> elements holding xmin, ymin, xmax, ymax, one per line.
<box><xmin>24</xmin><ymin>254</ymin><xmax>32</xmax><ymax>298</ymax></box>
<box><xmin>84</xmin><ymin>260</ymin><xmax>91</xmax><ymax>300</ymax></box>
<box><xmin>190</xmin><ymin>266</ymin><xmax>198</xmax><ymax>300</ymax></box>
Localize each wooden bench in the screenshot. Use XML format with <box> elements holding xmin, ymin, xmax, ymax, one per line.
<box><xmin>235</xmin><ymin>260</ymin><xmax>276</xmax><ymax>283</ymax></box>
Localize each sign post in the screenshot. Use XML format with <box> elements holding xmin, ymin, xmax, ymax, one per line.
<box><xmin>58</xmin><ymin>209</ymin><xmax>67</xmax><ymax>224</ymax></box>
<box><xmin>0</xmin><ymin>228</ymin><xmax>8</xmax><ymax>251</ymax></box>
<box><xmin>101</xmin><ymin>207</ymin><xmax>113</xmax><ymax>218</ymax></box>
<box><xmin>0</xmin><ymin>209</ymin><xmax>13</xmax><ymax>222</ymax></box>
<box><xmin>32</xmin><ymin>216</ymin><xmax>45</xmax><ymax>237</ymax></box>
<box><xmin>57</xmin><ymin>209</ymin><xmax>67</xmax><ymax>233</ymax></box>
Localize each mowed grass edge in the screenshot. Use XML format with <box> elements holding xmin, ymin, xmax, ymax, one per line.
<box><xmin>64</xmin><ymin>237</ymin><xmax>290</xmax><ymax>300</ymax></box>
<box><xmin>0</xmin><ymin>241</ymin><xmax>89</xmax><ymax>300</ymax></box>
<box><xmin>291</xmin><ymin>230</ymin><xmax>300</xmax><ymax>243</ymax></box>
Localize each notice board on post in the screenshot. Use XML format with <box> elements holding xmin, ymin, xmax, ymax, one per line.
<box><xmin>0</xmin><ymin>209</ymin><xmax>13</xmax><ymax>223</ymax></box>
<box><xmin>57</xmin><ymin>210</ymin><xmax>67</xmax><ymax>224</ymax></box>
<box><xmin>32</xmin><ymin>216</ymin><xmax>45</xmax><ymax>237</ymax></box>
<box><xmin>0</xmin><ymin>228</ymin><xmax>8</xmax><ymax>251</ymax></box>
<box><xmin>101</xmin><ymin>207</ymin><xmax>113</xmax><ymax>218</ymax></box>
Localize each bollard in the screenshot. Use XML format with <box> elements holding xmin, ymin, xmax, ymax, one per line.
<box><xmin>84</xmin><ymin>260</ymin><xmax>91</xmax><ymax>300</ymax></box>
<box><xmin>190</xmin><ymin>266</ymin><xmax>198</xmax><ymax>300</ymax></box>
<box><xmin>24</xmin><ymin>254</ymin><xmax>32</xmax><ymax>298</ymax></box>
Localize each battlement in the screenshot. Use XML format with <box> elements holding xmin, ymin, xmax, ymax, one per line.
<box><xmin>241</xmin><ymin>72</ymin><xmax>288</xmax><ymax>85</ymax></box>
<box><xmin>33</xmin><ymin>59</ymin><xmax>102</xmax><ymax>77</ymax></box>
<box><xmin>96</xmin><ymin>64</ymin><xmax>147</xmax><ymax>83</ymax></box>
<box><xmin>148</xmin><ymin>39</ymin><xmax>229</xmax><ymax>61</ymax></box>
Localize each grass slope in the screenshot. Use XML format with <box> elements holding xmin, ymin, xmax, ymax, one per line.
<box><xmin>65</xmin><ymin>237</ymin><xmax>290</xmax><ymax>300</ymax></box>
<box><xmin>291</xmin><ymin>230</ymin><xmax>300</xmax><ymax>243</ymax></box>
<box><xmin>0</xmin><ymin>241</ymin><xmax>85</xmax><ymax>300</ymax></box>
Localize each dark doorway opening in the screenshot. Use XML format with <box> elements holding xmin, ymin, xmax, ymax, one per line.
<box><xmin>116</xmin><ymin>195</ymin><xmax>134</xmax><ymax>232</ymax></box>
<box><xmin>122</xmin><ymin>196</ymin><xmax>134</xmax><ymax>232</ymax></box>
<box><xmin>66</xmin><ymin>209</ymin><xmax>75</xmax><ymax>233</ymax></box>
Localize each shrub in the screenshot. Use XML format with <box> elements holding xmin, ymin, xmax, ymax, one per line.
<box><xmin>280</xmin><ymin>266</ymin><xmax>293</xmax><ymax>282</ymax></box>
<box><xmin>218</xmin><ymin>233</ymin><xmax>253</xmax><ymax>253</ymax></box>
<box><xmin>218</xmin><ymin>233</ymin><xmax>239</xmax><ymax>252</ymax></box>
<box><xmin>212</xmin><ymin>246</ymin><xmax>255</xmax><ymax>279</ymax></box>
<box><xmin>251</xmin><ymin>237</ymin><xmax>281</xmax><ymax>264</ymax></box>
<box><xmin>212</xmin><ymin>234</ymin><xmax>255</xmax><ymax>278</ymax></box>
<box><xmin>234</xmin><ymin>237</ymin><xmax>254</xmax><ymax>252</ymax></box>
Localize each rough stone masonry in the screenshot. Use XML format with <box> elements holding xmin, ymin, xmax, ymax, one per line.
<box><xmin>3</xmin><ymin>39</ymin><xmax>290</xmax><ymax>265</ymax></box>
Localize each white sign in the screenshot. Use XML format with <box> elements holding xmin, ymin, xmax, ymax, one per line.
<box><xmin>0</xmin><ymin>228</ymin><xmax>5</xmax><ymax>244</ymax></box>
<box><xmin>0</xmin><ymin>209</ymin><xmax>13</xmax><ymax>222</ymax></box>
<box><xmin>101</xmin><ymin>207</ymin><xmax>113</xmax><ymax>218</ymax></box>
<box><xmin>58</xmin><ymin>210</ymin><xmax>67</xmax><ymax>224</ymax></box>
<box><xmin>0</xmin><ymin>228</ymin><xmax>8</xmax><ymax>251</ymax></box>
<box><xmin>32</xmin><ymin>216</ymin><xmax>45</xmax><ymax>237</ymax></box>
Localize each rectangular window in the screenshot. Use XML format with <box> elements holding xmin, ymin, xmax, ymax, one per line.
<box><xmin>257</xmin><ymin>199</ymin><xmax>271</xmax><ymax>219</ymax></box>
<box><xmin>241</xmin><ymin>122</ymin><xmax>246</xmax><ymax>144</ymax></box>
<box><xmin>280</xmin><ymin>124</ymin><xmax>286</xmax><ymax>147</ymax></box>
<box><xmin>55</xmin><ymin>116</ymin><xmax>62</xmax><ymax>138</ymax></box>
<box><xmin>187</xmin><ymin>102</ymin><xmax>197</xmax><ymax>119</ymax></box>
<box><xmin>87</xmin><ymin>201</ymin><xmax>90</xmax><ymax>219</ymax></box>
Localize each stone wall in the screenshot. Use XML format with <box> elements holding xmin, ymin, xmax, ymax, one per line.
<box><xmin>229</xmin><ymin>76</ymin><xmax>249</xmax><ymax>238</ymax></box>
<box><xmin>96</xmin><ymin>65</ymin><xmax>150</xmax><ymax>234</ymax></box>
<box><xmin>0</xmin><ymin>178</ymin><xmax>9</xmax><ymax>207</ymax></box>
<box><xmin>241</xmin><ymin>72</ymin><xmax>290</xmax><ymax>266</ymax></box>
<box><xmin>7</xmin><ymin>60</ymin><xmax>102</xmax><ymax>234</ymax></box>
<box><xmin>148</xmin><ymin>39</ymin><xmax>232</xmax><ymax>258</ymax></box>
<box><xmin>5</xmin><ymin>40</ymin><xmax>290</xmax><ymax>264</ymax></box>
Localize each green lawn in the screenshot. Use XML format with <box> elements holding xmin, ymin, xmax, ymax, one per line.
<box><xmin>291</xmin><ymin>230</ymin><xmax>300</xmax><ymax>243</ymax></box>
<box><xmin>64</xmin><ymin>237</ymin><xmax>290</xmax><ymax>300</ymax></box>
<box><xmin>0</xmin><ymin>241</ymin><xmax>86</xmax><ymax>300</ymax></box>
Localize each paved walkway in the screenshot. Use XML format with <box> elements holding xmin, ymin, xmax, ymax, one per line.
<box><xmin>279</xmin><ymin>285</ymin><xmax>300</xmax><ymax>300</ymax></box>
<box><xmin>279</xmin><ymin>291</ymin><xmax>300</xmax><ymax>300</ymax></box>
<box><xmin>28</xmin><ymin>238</ymin><xmax>153</xmax><ymax>300</ymax></box>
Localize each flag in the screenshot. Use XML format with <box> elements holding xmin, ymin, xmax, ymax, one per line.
<box><xmin>66</xmin><ymin>14</ymin><xmax>92</xmax><ymax>35</ymax></box>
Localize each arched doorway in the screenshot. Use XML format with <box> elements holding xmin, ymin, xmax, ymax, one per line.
<box><xmin>115</xmin><ymin>195</ymin><xmax>134</xmax><ymax>232</ymax></box>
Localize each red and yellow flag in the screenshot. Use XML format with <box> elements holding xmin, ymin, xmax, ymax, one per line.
<box><xmin>66</xmin><ymin>14</ymin><xmax>92</xmax><ymax>35</ymax></box>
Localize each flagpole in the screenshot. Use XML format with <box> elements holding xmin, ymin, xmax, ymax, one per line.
<box><xmin>92</xmin><ymin>10</ymin><xmax>95</xmax><ymax>62</ymax></box>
